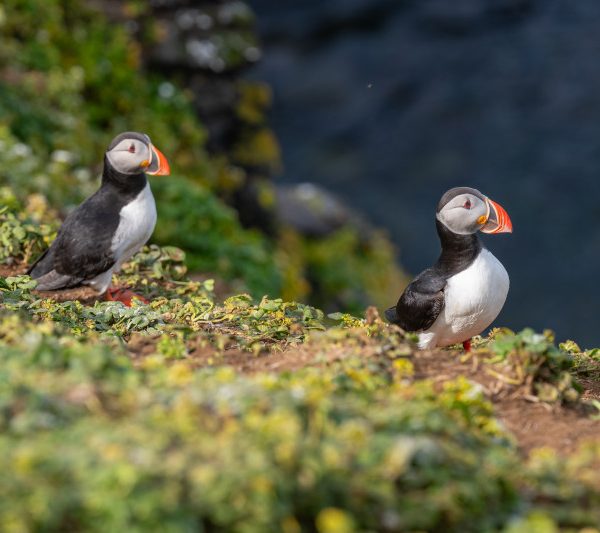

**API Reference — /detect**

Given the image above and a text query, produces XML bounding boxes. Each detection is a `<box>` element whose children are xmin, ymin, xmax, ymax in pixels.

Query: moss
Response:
<box><xmin>232</xmin><ymin>128</ymin><xmax>282</xmax><ymax>172</ymax></box>
<box><xmin>236</xmin><ymin>81</ymin><xmax>273</xmax><ymax>126</ymax></box>
<box><xmin>301</xmin><ymin>228</ymin><xmax>408</xmax><ymax>313</ymax></box>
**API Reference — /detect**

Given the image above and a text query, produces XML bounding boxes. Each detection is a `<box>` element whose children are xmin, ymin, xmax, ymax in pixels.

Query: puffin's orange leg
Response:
<box><xmin>105</xmin><ymin>287</ymin><xmax>149</xmax><ymax>307</ymax></box>
<box><xmin>462</xmin><ymin>338</ymin><xmax>472</xmax><ymax>352</ymax></box>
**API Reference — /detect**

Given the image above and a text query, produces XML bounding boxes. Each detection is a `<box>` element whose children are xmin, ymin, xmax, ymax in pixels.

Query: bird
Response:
<box><xmin>28</xmin><ymin>132</ymin><xmax>170</xmax><ymax>305</ymax></box>
<box><xmin>385</xmin><ymin>187</ymin><xmax>512</xmax><ymax>351</ymax></box>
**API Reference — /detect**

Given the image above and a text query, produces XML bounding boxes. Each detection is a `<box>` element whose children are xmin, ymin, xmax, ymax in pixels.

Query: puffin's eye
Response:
<box><xmin>463</xmin><ymin>199</ymin><xmax>472</xmax><ymax>209</ymax></box>
<box><xmin>128</xmin><ymin>144</ymin><xmax>136</xmax><ymax>153</ymax></box>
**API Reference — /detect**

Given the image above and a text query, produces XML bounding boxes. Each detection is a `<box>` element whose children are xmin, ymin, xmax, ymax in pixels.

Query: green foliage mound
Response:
<box><xmin>0</xmin><ymin>0</ymin><xmax>205</xmax><ymax>171</ymax></box>
<box><xmin>0</xmin><ymin>297</ymin><xmax>598</xmax><ymax>532</ymax></box>
<box><xmin>151</xmin><ymin>177</ymin><xmax>281</xmax><ymax>297</ymax></box>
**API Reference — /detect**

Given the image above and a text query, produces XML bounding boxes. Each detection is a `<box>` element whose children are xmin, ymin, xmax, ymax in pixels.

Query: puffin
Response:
<box><xmin>28</xmin><ymin>132</ymin><xmax>170</xmax><ymax>304</ymax></box>
<box><xmin>385</xmin><ymin>187</ymin><xmax>512</xmax><ymax>351</ymax></box>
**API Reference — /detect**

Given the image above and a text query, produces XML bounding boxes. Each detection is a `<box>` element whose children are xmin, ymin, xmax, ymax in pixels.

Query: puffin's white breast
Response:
<box><xmin>111</xmin><ymin>182</ymin><xmax>157</xmax><ymax>266</ymax></box>
<box><xmin>419</xmin><ymin>248</ymin><xmax>509</xmax><ymax>349</ymax></box>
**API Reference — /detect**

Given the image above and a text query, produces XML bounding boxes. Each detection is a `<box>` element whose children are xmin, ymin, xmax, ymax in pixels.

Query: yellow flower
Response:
<box><xmin>167</xmin><ymin>362</ymin><xmax>193</xmax><ymax>386</ymax></box>
<box><xmin>316</xmin><ymin>508</ymin><xmax>355</xmax><ymax>533</ymax></box>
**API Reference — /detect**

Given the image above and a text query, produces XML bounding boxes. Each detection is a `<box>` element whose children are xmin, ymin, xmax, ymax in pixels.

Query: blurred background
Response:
<box><xmin>1</xmin><ymin>0</ymin><xmax>600</xmax><ymax>345</ymax></box>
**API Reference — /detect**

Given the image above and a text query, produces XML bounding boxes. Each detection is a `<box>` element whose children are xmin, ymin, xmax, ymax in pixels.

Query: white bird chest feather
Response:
<box><xmin>418</xmin><ymin>248</ymin><xmax>509</xmax><ymax>349</ymax></box>
<box><xmin>111</xmin><ymin>182</ymin><xmax>157</xmax><ymax>267</ymax></box>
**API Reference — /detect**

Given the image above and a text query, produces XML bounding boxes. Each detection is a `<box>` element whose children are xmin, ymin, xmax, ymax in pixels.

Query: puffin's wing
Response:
<box><xmin>26</xmin><ymin>244</ymin><xmax>79</xmax><ymax>288</ymax></box>
<box><xmin>385</xmin><ymin>269</ymin><xmax>446</xmax><ymax>331</ymax></box>
<box><xmin>32</xmin><ymin>269</ymin><xmax>84</xmax><ymax>291</ymax></box>
<box><xmin>28</xmin><ymin>202</ymin><xmax>118</xmax><ymax>290</ymax></box>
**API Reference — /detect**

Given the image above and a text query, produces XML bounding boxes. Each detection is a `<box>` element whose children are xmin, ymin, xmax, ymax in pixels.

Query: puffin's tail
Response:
<box><xmin>27</xmin><ymin>248</ymin><xmax>50</xmax><ymax>277</ymax></box>
<box><xmin>384</xmin><ymin>306</ymin><xmax>400</xmax><ymax>324</ymax></box>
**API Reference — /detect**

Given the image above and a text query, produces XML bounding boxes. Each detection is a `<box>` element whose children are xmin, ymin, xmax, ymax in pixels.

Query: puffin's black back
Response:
<box><xmin>28</xmin><ymin>156</ymin><xmax>147</xmax><ymax>288</ymax></box>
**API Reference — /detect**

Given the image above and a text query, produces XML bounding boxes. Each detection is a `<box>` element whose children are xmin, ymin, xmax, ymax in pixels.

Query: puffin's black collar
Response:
<box><xmin>434</xmin><ymin>219</ymin><xmax>482</xmax><ymax>276</ymax></box>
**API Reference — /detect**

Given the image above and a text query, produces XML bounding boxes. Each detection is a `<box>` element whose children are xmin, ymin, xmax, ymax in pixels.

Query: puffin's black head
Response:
<box><xmin>105</xmin><ymin>132</ymin><xmax>170</xmax><ymax>176</ymax></box>
<box><xmin>436</xmin><ymin>186</ymin><xmax>512</xmax><ymax>235</ymax></box>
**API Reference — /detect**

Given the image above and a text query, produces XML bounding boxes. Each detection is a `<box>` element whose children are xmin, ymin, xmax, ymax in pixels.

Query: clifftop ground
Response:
<box><xmin>0</xmin><ymin>249</ymin><xmax>599</xmax><ymax>531</ymax></box>
<box><xmin>0</xmin><ymin>2</ymin><xmax>599</xmax><ymax>531</ymax></box>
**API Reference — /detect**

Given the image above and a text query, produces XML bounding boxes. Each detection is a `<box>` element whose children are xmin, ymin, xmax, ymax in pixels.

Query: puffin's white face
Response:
<box><xmin>106</xmin><ymin>132</ymin><xmax>170</xmax><ymax>176</ymax></box>
<box><xmin>436</xmin><ymin>187</ymin><xmax>513</xmax><ymax>235</ymax></box>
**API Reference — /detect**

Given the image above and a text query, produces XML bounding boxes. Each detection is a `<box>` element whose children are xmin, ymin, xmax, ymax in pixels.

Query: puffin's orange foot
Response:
<box><xmin>105</xmin><ymin>287</ymin><xmax>149</xmax><ymax>307</ymax></box>
<box><xmin>462</xmin><ymin>339</ymin><xmax>472</xmax><ymax>352</ymax></box>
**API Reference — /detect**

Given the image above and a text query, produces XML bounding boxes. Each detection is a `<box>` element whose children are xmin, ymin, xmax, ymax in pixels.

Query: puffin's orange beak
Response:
<box><xmin>146</xmin><ymin>144</ymin><xmax>170</xmax><ymax>176</ymax></box>
<box><xmin>480</xmin><ymin>197</ymin><xmax>513</xmax><ymax>234</ymax></box>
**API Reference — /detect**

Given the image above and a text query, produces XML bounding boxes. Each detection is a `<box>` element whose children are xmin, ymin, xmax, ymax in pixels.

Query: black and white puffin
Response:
<box><xmin>28</xmin><ymin>132</ymin><xmax>170</xmax><ymax>304</ymax></box>
<box><xmin>385</xmin><ymin>187</ymin><xmax>512</xmax><ymax>351</ymax></box>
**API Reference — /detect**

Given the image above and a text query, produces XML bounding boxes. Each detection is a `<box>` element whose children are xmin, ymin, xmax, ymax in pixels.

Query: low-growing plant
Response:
<box><xmin>0</xmin><ymin>189</ymin><xmax>56</xmax><ymax>264</ymax></box>
<box><xmin>151</xmin><ymin>177</ymin><xmax>282</xmax><ymax>297</ymax></box>
<box><xmin>485</xmin><ymin>328</ymin><xmax>580</xmax><ymax>404</ymax></box>
<box><xmin>1</xmin><ymin>309</ymin><xmax>597</xmax><ymax>532</ymax></box>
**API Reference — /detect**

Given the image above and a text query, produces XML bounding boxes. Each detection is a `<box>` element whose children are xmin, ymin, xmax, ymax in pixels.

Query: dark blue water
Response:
<box><xmin>249</xmin><ymin>0</ymin><xmax>600</xmax><ymax>347</ymax></box>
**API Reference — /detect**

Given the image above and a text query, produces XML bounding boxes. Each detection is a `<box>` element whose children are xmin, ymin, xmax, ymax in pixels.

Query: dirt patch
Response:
<box><xmin>412</xmin><ymin>349</ymin><xmax>600</xmax><ymax>456</ymax></box>
<box><xmin>128</xmin><ymin>334</ymin><xmax>163</xmax><ymax>360</ymax></box>
<box><xmin>33</xmin><ymin>286</ymin><xmax>102</xmax><ymax>304</ymax></box>
<box><xmin>187</xmin><ymin>346</ymin><xmax>314</xmax><ymax>373</ymax></box>
<box><xmin>580</xmin><ymin>375</ymin><xmax>600</xmax><ymax>403</ymax></box>
<box><xmin>127</xmin><ymin>333</ymin><xmax>350</xmax><ymax>373</ymax></box>
<box><xmin>494</xmin><ymin>398</ymin><xmax>598</xmax><ymax>455</ymax></box>
<box><xmin>0</xmin><ymin>263</ymin><xmax>149</xmax><ymax>305</ymax></box>
<box><xmin>0</xmin><ymin>263</ymin><xmax>28</xmax><ymax>277</ymax></box>
<box><xmin>186</xmin><ymin>339</ymin><xmax>361</xmax><ymax>373</ymax></box>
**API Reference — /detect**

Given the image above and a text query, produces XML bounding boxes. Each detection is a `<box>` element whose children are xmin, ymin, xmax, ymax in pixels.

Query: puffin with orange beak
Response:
<box><xmin>28</xmin><ymin>132</ymin><xmax>170</xmax><ymax>304</ymax></box>
<box><xmin>385</xmin><ymin>187</ymin><xmax>512</xmax><ymax>351</ymax></box>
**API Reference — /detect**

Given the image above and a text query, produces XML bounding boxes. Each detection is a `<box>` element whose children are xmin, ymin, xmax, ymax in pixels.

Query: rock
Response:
<box><xmin>275</xmin><ymin>183</ymin><xmax>371</xmax><ymax>238</ymax></box>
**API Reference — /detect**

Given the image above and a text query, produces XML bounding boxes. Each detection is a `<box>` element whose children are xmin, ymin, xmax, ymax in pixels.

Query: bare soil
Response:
<box><xmin>412</xmin><ymin>349</ymin><xmax>600</xmax><ymax>456</ymax></box>
<box><xmin>0</xmin><ymin>263</ymin><xmax>28</xmax><ymax>277</ymax></box>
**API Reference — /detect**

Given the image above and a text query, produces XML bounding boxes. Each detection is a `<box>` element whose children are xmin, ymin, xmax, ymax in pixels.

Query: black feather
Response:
<box><xmin>384</xmin><ymin>306</ymin><xmax>399</xmax><ymax>323</ymax></box>
<box><xmin>388</xmin><ymin>269</ymin><xmax>446</xmax><ymax>331</ymax></box>
<box><xmin>386</xmin><ymin>220</ymin><xmax>482</xmax><ymax>332</ymax></box>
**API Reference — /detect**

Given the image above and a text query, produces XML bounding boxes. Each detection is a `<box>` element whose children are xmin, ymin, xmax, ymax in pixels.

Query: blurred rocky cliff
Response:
<box><xmin>94</xmin><ymin>0</ymin><xmax>379</xmax><ymax>238</ymax></box>
<box><xmin>247</xmin><ymin>0</ymin><xmax>600</xmax><ymax>345</ymax></box>
<box><xmin>92</xmin><ymin>0</ymin><xmax>279</xmax><ymax>232</ymax></box>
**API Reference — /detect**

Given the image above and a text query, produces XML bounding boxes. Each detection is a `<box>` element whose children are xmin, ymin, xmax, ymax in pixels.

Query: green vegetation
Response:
<box><xmin>0</xmin><ymin>229</ymin><xmax>597</xmax><ymax>531</ymax></box>
<box><xmin>0</xmin><ymin>265</ymin><xmax>598</xmax><ymax>531</ymax></box>
<box><xmin>0</xmin><ymin>1</ymin><xmax>598</xmax><ymax>532</ymax></box>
